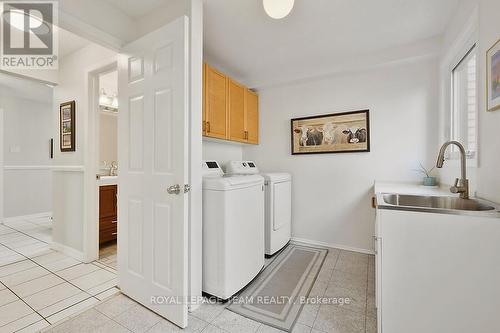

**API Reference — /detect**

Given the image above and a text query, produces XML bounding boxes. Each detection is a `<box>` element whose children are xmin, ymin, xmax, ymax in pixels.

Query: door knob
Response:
<box><xmin>167</xmin><ymin>184</ymin><xmax>181</xmax><ymax>195</ymax></box>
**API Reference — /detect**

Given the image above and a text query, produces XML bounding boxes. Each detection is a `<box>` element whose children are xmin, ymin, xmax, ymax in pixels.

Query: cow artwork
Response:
<box><xmin>291</xmin><ymin>110</ymin><xmax>370</xmax><ymax>154</ymax></box>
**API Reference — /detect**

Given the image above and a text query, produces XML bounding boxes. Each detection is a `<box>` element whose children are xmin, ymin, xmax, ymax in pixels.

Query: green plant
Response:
<box><xmin>414</xmin><ymin>162</ymin><xmax>436</xmax><ymax>178</ymax></box>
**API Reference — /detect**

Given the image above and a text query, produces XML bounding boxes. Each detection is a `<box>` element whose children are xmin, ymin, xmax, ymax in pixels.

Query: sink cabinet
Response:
<box><xmin>99</xmin><ymin>185</ymin><xmax>117</xmax><ymax>244</ymax></box>
<box><xmin>374</xmin><ymin>207</ymin><xmax>500</xmax><ymax>333</ymax></box>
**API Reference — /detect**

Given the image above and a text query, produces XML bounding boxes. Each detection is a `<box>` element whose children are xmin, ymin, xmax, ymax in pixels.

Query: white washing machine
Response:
<box><xmin>202</xmin><ymin>161</ymin><xmax>264</xmax><ymax>300</ymax></box>
<box><xmin>225</xmin><ymin>161</ymin><xmax>292</xmax><ymax>256</ymax></box>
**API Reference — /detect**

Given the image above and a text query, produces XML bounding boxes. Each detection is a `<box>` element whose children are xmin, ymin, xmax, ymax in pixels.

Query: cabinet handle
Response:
<box><xmin>371</xmin><ymin>196</ymin><xmax>376</xmax><ymax>208</ymax></box>
<box><xmin>244</xmin><ymin>131</ymin><xmax>248</xmax><ymax>140</ymax></box>
<box><xmin>207</xmin><ymin>121</ymin><xmax>211</xmax><ymax>133</ymax></box>
<box><xmin>112</xmin><ymin>232</ymin><xmax>117</xmax><ymax>236</ymax></box>
<box><xmin>111</xmin><ymin>220</ymin><xmax>117</xmax><ymax>224</ymax></box>
<box><xmin>202</xmin><ymin>121</ymin><xmax>206</xmax><ymax>132</ymax></box>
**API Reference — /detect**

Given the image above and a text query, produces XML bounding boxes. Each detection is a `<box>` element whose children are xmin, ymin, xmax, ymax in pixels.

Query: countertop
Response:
<box><xmin>97</xmin><ymin>175</ymin><xmax>118</xmax><ymax>186</ymax></box>
<box><xmin>374</xmin><ymin>181</ymin><xmax>451</xmax><ymax>196</ymax></box>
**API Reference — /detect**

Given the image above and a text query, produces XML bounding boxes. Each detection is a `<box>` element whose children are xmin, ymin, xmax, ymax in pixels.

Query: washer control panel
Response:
<box><xmin>225</xmin><ymin>161</ymin><xmax>259</xmax><ymax>175</ymax></box>
<box><xmin>203</xmin><ymin>160</ymin><xmax>224</xmax><ymax>177</ymax></box>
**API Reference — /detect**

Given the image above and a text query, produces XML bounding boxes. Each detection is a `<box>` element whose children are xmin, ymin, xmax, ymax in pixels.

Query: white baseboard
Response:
<box><xmin>3</xmin><ymin>212</ymin><xmax>52</xmax><ymax>223</ymax></box>
<box><xmin>291</xmin><ymin>237</ymin><xmax>375</xmax><ymax>255</ymax></box>
<box><xmin>51</xmin><ymin>242</ymin><xmax>85</xmax><ymax>262</ymax></box>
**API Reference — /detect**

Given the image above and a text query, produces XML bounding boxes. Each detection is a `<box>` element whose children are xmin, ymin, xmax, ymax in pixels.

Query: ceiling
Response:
<box><xmin>102</xmin><ymin>0</ymin><xmax>173</xmax><ymax>19</ymax></box>
<box><xmin>59</xmin><ymin>28</ymin><xmax>91</xmax><ymax>59</ymax></box>
<box><xmin>0</xmin><ymin>72</ymin><xmax>53</xmax><ymax>103</ymax></box>
<box><xmin>204</xmin><ymin>0</ymin><xmax>461</xmax><ymax>88</ymax></box>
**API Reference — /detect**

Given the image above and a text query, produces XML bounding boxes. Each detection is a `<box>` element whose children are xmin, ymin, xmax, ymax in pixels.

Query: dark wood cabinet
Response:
<box><xmin>99</xmin><ymin>185</ymin><xmax>117</xmax><ymax>244</ymax></box>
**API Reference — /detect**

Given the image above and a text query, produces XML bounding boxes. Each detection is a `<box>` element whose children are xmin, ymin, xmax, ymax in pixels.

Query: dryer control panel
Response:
<box><xmin>203</xmin><ymin>161</ymin><xmax>224</xmax><ymax>177</ymax></box>
<box><xmin>225</xmin><ymin>161</ymin><xmax>260</xmax><ymax>175</ymax></box>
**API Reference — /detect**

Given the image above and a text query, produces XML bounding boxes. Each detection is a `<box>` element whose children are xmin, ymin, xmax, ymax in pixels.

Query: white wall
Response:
<box><xmin>243</xmin><ymin>59</ymin><xmax>440</xmax><ymax>252</ymax></box>
<box><xmin>99</xmin><ymin>113</ymin><xmax>118</xmax><ymax>164</ymax></box>
<box><xmin>0</xmin><ymin>86</ymin><xmax>53</xmax><ymax>218</ymax></box>
<box><xmin>476</xmin><ymin>0</ymin><xmax>500</xmax><ymax>203</ymax></box>
<box><xmin>202</xmin><ymin>139</ymin><xmax>243</xmax><ymax>166</ymax></box>
<box><xmin>439</xmin><ymin>0</ymin><xmax>500</xmax><ymax>203</ymax></box>
<box><xmin>53</xmin><ymin>43</ymin><xmax>117</xmax><ymax>254</ymax></box>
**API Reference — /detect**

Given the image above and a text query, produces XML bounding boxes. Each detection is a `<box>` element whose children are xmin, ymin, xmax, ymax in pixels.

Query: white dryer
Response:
<box><xmin>202</xmin><ymin>161</ymin><xmax>264</xmax><ymax>300</ymax></box>
<box><xmin>225</xmin><ymin>161</ymin><xmax>292</xmax><ymax>256</ymax></box>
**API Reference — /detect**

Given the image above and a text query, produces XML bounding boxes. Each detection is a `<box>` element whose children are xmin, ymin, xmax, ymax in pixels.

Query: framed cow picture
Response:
<box><xmin>60</xmin><ymin>101</ymin><xmax>76</xmax><ymax>152</ymax></box>
<box><xmin>291</xmin><ymin>109</ymin><xmax>370</xmax><ymax>155</ymax></box>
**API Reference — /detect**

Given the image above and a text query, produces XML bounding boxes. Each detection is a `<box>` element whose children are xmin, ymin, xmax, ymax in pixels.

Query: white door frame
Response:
<box><xmin>84</xmin><ymin>61</ymin><xmax>118</xmax><ymax>262</ymax></box>
<box><xmin>70</xmin><ymin>0</ymin><xmax>203</xmax><ymax>311</ymax></box>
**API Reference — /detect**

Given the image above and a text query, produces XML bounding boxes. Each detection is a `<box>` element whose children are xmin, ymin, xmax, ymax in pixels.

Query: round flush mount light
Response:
<box><xmin>263</xmin><ymin>0</ymin><xmax>295</xmax><ymax>19</ymax></box>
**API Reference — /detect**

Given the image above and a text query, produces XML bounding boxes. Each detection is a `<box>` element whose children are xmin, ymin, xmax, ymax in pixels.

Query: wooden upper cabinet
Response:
<box><xmin>245</xmin><ymin>89</ymin><xmax>259</xmax><ymax>144</ymax></box>
<box><xmin>228</xmin><ymin>79</ymin><xmax>246</xmax><ymax>142</ymax></box>
<box><xmin>205</xmin><ymin>64</ymin><xmax>228</xmax><ymax>139</ymax></box>
<box><xmin>203</xmin><ymin>63</ymin><xmax>259</xmax><ymax>144</ymax></box>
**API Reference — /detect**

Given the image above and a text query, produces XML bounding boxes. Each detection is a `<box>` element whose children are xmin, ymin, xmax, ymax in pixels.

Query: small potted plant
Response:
<box><xmin>415</xmin><ymin>163</ymin><xmax>437</xmax><ymax>186</ymax></box>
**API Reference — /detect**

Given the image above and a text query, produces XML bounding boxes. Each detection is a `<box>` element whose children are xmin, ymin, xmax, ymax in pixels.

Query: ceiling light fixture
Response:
<box><xmin>263</xmin><ymin>0</ymin><xmax>294</xmax><ymax>19</ymax></box>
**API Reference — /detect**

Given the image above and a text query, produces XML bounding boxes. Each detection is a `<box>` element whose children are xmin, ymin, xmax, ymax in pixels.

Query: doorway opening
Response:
<box><xmin>93</xmin><ymin>68</ymin><xmax>119</xmax><ymax>269</ymax></box>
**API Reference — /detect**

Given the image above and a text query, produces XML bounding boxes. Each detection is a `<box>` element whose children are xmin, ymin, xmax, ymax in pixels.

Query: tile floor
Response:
<box><xmin>98</xmin><ymin>242</ymin><xmax>117</xmax><ymax>269</ymax></box>
<box><xmin>0</xmin><ymin>218</ymin><xmax>118</xmax><ymax>333</ymax></box>
<box><xmin>43</xmin><ymin>246</ymin><xmax>376</xmax><ymax>333</ymax></box>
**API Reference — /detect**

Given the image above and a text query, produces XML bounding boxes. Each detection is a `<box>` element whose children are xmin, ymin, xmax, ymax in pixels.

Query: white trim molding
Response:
<box><xmin>2</xmin><ymin>212</ymin><xmax>52</xmax><ymax>223</ymax></box>
<box><xmin>4</xmin><ymin>165</ymin><xmax>53</xmax><ymax>171</ymax></box>
<box><xmin>291</xmin><ymin>237</ymin><xmax>375</xmax><ymax>255</ymax></box>
<box><xmin>50</xmin><ymin>241</ymin><xmax>86</xmax><ymax>262</ymax></box>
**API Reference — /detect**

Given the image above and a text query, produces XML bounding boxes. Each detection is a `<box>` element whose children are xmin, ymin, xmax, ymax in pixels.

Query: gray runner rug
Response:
<box><xmin>227</xmin><ymin>243</ymin><xmax>328</xmax><ymax>332</ymax></box>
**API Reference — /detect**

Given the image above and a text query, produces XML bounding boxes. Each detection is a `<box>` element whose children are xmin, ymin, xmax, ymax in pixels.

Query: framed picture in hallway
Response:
<box><xmin>487</xmin><ymin>39</ymin><xmax>500</xmax><ymax>111</ymax></box>
<box><xmin>291</xmin><ymin>109</ymin><xmax>370</xmax><ymax>155</ymax></box>
<box><xmin>60</xmin><ymin>101</ymin><xmax>76</xmax><ymax>152</ymax></box>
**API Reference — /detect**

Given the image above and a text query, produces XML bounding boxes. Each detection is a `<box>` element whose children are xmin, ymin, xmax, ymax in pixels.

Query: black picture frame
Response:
<box><xmin>60</xmin><ymin>101</ymin><xmax>76</xmax><ymax>152</ymax></box>
<box><xmin>291</xmin><ymin>109</ymin><xmax>370</xmax><ymax>155</ymax></box>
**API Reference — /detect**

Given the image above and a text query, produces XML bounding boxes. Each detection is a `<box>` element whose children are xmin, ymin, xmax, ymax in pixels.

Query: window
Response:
<box><xmin>450</xmin><ymin>44</ymin><xmax>478</xmax><ymax>159</ymax></box>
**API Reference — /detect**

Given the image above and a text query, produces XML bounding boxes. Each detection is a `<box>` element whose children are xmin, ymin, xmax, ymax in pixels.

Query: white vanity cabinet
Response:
<box><xmin>374</xmin><ymin>207</ymin><xmax>500</xmax><ymax>333</ymax></box>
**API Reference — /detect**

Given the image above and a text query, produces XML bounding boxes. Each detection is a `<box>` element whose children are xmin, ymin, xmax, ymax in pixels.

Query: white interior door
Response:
<box><xmin>117</xmin><ymin>16</ymin><xmax>189</xmax><ymax>328</ymax></box>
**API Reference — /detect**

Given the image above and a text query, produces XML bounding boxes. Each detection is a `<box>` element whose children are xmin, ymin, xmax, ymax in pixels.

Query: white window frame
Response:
<box><xmin>439</xmin><ymin>10</ymin><xmax>479</xmax><ymax>168</ymax></box>
<box><xmin>448</xmin><ymin>43</ymin><xmax>479</xmax><ymax>162</ymax></box>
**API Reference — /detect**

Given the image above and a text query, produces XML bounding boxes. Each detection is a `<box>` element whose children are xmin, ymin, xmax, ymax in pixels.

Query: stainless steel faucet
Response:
<box><xmin>436</xmin><ymin>141</ymin><xmax>469</xmax><ymax>199</ymax></box>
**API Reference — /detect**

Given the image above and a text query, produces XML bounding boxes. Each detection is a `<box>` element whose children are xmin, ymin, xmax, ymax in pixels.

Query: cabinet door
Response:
<box><xmin>245</xmin><ymin>89</ymin><xmax>259</xmax><ymax>144</ymax></box>
<box><xmin>99</xmin><ymin>185</ymin><xmax>117</xmax><ymax>220</ymax></box>
<box><xmin>205</xmin><ymin>64</ymin><xmax>227</xmax><ymax>139</ymax></box>
<box><xmin>228</xmin><ymin>79</ymin><xmax>246</xmax><ymax>142</ymax></box>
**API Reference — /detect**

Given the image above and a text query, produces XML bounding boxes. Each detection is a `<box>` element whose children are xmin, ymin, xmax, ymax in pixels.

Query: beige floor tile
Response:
<box><xmin>95</xmin><ymin>286</ymin><xmax>120</xmax><ymax>300</ymax></box>
<box><xmin>149</xmin><ymin>315</ymin><xmax>208</xmax><ymax>332</ymax></box>
<box><xmin>313</xmin><ymin>305</ymin><xmax>365</xmax><ymax>333</ymax></box>
<box><xmin>30</xmin><ymin>251</ymin><xmax>65</xmax><ymax>264</ymax></box>
<box><xmin>0</xmin><ymin>300</ymin><xmax>35</xmax><ymax>326</ymax></box>
<box><xmin>0</xmin><ymin>288</ymin><xmax>19</xmax><ymax>306</ymax></box>
<box><xmin>211</xmin><ymin>310</ymin><xmax>261</xmax><ymax>333</ymax></box>
<box><xmin>45</xmin><ymin>308</ymin><xmax>111</xmax><ymax>333</ymax></box>
<box><xmin>329</xmin><ymin>269</ymin><xmax>368</xmax><ymax>293</ymax></box>
<box><xmin>38</xmin><ymin>292</ymin><xmax>92</xmax><ymax>318</ymax></box>
<box><xmin>23</xmin><ymin>282</ymin><xmax>82</xmax><ymax>310</ymax></box>
<box><xmin>315</xmin><ymin>268</ymin><xmax>333</xmax><ymax>283</ymax></box>
<box><xmin>291</xmin><ymin>323</ymin><xmax>312</xmax><ymax>333</ymax></box>
<box><xmin>114</xmin><ymin>303</ymin><xmax>162</xmax><ymax>333</ymax></box>
<box><xmin>95</xmin><ymin>293</ymin><xmax>137</xmax><ymax>318</ymax></box>
<box><xmin>308</xmin><ymin>281</ymin><xmax>327</xmax><ymax>297</ymax></box>
<box><xmin>257</xmin><ymin>324</ymin><xmax>286</xmax><ymax>332</ymax></box>
<box><xmin>45</xmin><ymin>297</ymin><xmax>99</xmax><ymax>324</ymax></box>
<box><xmin>365</xmin><ymin>316</ymin><xmax>377</xmax><ymax>333</ymax></box>
<box><xmin>57</xmin><ymin>263</ymin><xmax>101</xmax><ymax>280</ymax></box>
<box><xmin>0</xmin><ymin>312</ymin><xmax>43</xmax><ymax>332</ymax></box>
<box><xmin>10</xmin><ymin>273</ymin><xmax>64</xmax><ymax>298</ymax></box>
<box><xmin>334</xmin><ymin>253</ymin><xmax>368</xmax><ymax>277</ymax></box>
<box><xmin>191</xmin><ymin>302</ymin><xmax>227</xmax><ymax>323</ymax></box>
<box><xmin>202</xmin><ymin>324</ymin><xmax>228</xmax><ymax>333</ymax></box>
<box><xmin>366</xmin><ymin>295</ymin><xmax>376</xmax><ymax>318</ymax></box>
<box><xmin>16</xmin><ymin>319</ymin><xmax>50</xmax><ymax>333</ymax></box>
<box><xmin>87</xmin><ymin>277</ymin><xmax>118</xmax><ymax>296</ymax></box>
<box><xmin>324</xmin><ymin>284</ymin><xmax>367</xmax><ymax>315</ymax></box>
<box><xmin>1</xmin><ymin>266</ymin><xmax>51</xmax><ymax>288</ymax></box>
<box><xmin>42</xmin><ymin>257</ymin><xmax>81</xmax><ymax>272</ymax></box>
<box><xmin>0</xmin><ymin>260</ymin><xmax>36</xmax><ymax>278</ymax></box>
<box><xmin>94</xmin><ymin>320</ymin><xmax>131</xmax><ymax>333</ymax></box>
<box><xmin>70</xmin><ymin>268</ymin><xmax>116</xmax><ymax>290</ymax></box>
<box><xmin>297</xmin><ymin>304</ymin><xmax>319</xmax><ymax>327</ymax></box>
